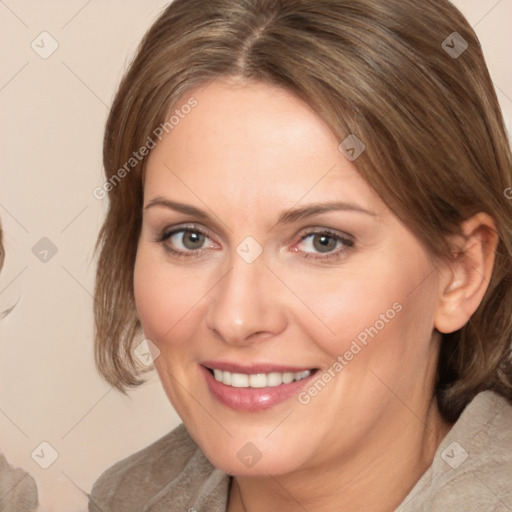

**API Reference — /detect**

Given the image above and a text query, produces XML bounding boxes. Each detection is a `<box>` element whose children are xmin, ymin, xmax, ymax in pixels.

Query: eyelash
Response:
<box><xmin>155</xmin><ymin>225</ymin><xmax>215</xmax><ymax>260</ymax></box>
<box><xmin>298</xmin><ymin>230</ymin><xmax>354</xmax><ymax>262</ymax></box>
<box><xmin>155</xmin><ymin>225</ymin><xmax>354</xmax><ymax>262</ymax></box>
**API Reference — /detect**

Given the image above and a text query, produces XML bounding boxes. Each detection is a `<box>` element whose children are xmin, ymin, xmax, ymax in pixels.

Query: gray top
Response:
<box><xmin>0</xmin><ymin>453</ymin><xmax>38</xmax><ymax>512</ymax></box>
<box><xmin>89</xmin><ymin>391</ymin><xmax>512</xmax><ymax>511</ymax></box>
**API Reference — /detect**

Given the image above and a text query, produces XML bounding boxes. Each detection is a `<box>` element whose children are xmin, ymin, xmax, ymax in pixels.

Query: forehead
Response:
<box><xmin>144</xmin><ymin>79</ymin><xmax>383</xmax><ymax>217</ymax></box>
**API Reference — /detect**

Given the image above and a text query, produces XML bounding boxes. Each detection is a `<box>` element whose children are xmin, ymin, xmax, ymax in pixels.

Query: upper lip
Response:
<box><xmin>201</xmin><ymin>361</ymin><xmax>317</xmax><ymax>374</ymax></box>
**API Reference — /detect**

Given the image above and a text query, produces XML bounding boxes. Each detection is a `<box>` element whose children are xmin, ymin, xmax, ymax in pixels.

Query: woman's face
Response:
<box><xmin>134</xmin><ymin>78</ymin><xmax>445</xmax><ymax>477</ymax></box>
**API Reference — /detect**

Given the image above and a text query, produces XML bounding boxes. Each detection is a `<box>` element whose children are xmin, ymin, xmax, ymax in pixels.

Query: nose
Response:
<box><xmin>205</xmin><ymin>254</ymin><xmax>287</xmax><ymax>346</ymax></box>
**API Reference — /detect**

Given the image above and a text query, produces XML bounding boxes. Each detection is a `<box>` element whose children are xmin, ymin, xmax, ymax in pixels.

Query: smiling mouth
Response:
<box><xmin>205</xmin><ymin>368</ymin><xmax>318</xmax><ymax>388</ymax></box>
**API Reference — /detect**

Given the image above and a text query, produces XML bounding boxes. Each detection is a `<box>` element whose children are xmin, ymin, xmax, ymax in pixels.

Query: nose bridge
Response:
<box><xmin>206</xmin><ymin>252</ymin><xmax>285</xmax><ymax>344</ymax></box>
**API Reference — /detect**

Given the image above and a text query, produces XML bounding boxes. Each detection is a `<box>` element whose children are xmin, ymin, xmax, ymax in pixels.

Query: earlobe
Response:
<box><xmin>434</xmin><ymin>213</ymin><xmax>498</xmax><ymax>334</ymax></box>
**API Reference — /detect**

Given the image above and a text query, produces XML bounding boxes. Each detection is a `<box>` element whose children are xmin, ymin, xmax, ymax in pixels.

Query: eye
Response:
<box><xmin>294</xmin><ymin>230</ymin><xmax>354</xmax><ymax>261</ymax></box>
<box><xmin>170</xmin><ymin>230</ymin><xmax>207</xmax><ymax>251</ymax></box>
<box><xmin>156</xmin><ymin>225</ymin><xmax>217</xmax><ymax>257</ymax></box>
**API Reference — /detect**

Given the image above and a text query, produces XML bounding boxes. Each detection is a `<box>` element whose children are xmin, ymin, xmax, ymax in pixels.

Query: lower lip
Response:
<box><xmin>200</xmin><ymin>365</ymin><xmax>316</xmax><ymax>412</ymax></box>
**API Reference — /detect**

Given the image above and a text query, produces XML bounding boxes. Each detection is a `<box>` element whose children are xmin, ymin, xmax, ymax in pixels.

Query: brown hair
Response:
<box><xmin>95</xmin><ymin>0</ymin><xmax>512</xmax><ymax>422</ymax></box>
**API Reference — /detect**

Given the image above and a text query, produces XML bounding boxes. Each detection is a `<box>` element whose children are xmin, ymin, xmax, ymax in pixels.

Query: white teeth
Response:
<box><xmin>231</xmin><ymin>373</ymin><xmax>249</xmax><ymax>387</ymax></box>
<box><xmin>282</xmin><ymin>372</ymin><xmax>294</xmax><ymax>384</ymax></box>
<box><xmin>210</xmin><ymin>369</ymin><xmax>312</xmax><ymax>388</ymax></box>
<box><xmin>267</xmin><ymin>372</ymin><xmax>283</xmax><ymax>387</ymax></box>
<box><xmin>249</xmin><ymin>373</ymin><xmax>267</xmax><ymax>388</ymax></box>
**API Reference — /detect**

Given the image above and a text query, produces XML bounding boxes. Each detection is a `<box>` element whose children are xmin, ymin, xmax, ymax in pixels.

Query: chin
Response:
<box><xmin>189</xmin><ymin>425</ymin><xmax>311</xmax><ymax>477</ymax></box>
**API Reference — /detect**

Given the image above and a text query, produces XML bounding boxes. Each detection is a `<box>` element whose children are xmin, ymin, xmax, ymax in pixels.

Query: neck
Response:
<box><xmin>228</xmin><ymin>397</ymin><xmax>452</xmax><ymax>512</ymax></box>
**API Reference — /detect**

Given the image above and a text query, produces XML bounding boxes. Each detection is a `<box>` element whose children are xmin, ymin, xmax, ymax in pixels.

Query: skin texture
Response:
<box><xmin>134</xmin><ymin>78</ymin><xmax>497</xmax><ymax>512</ymax></box>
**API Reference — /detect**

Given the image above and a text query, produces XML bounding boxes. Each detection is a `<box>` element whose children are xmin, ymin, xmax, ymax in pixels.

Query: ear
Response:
<box><xmin>434</xmin><ymin>213</ymin><xmax>499</xmax><ymax>334</ymax></box>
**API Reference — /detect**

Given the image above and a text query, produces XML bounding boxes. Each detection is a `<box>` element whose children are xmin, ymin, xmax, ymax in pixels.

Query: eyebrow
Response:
<box><xmin>144</xmin><ymin>197</ymin><xmax>377</xmax><ymax>224</ymax></box>
<box><xmin>144</xmin><ymin>197</ymin><xmax>211</xmax><ymax>221</ymax></box>
<box><xmin>277</xmin><ymin>201</ymin><xmax>377</xmax><ymax>223</ymax></box>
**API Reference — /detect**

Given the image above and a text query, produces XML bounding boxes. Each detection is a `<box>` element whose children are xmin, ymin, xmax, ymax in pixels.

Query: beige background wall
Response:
<box><xmin>0</xmin><ymin>1</ymin><xmax>511</xmax><ymax>511</ymax></box>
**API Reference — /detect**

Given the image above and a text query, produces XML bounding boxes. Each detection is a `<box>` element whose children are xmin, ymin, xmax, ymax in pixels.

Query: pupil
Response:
<box><xmin>184</xmin><ymin>232</ymin><xmax>204</xmax><ymax>249</ymax></box>
<box><xmin>313</xmin><ymin>234</ymin><xmax>336</xmax><ymax>253</ymax></box>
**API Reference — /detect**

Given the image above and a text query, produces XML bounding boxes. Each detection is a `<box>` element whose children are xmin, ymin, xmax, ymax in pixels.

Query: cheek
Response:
<box><xmin>133</xmin><ymin>247</ymin><xmax>196</xmax><ymax>400</ymax></box>
<box><xmin>133</xmin><ymin>245</ymin><xmax>195</xmax><ymax>344</ymax></box>
<box><xmin>133</xmin><ymin>242</ymin><xmax>218</xmax><ymax>359</ymax></box>
<box><xmin>134</xmin><ymin>248</ymin><xmax>164</xmax><ymax>338</ymax></box>
<box><xmin>288</xmin><ymin>255</ymin><xmax>437</xmax><ymax>364</ymax></box>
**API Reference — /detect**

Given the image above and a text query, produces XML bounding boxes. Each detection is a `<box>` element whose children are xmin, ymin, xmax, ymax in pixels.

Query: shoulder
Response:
<box><xmin>398</xmin><ymin>391</ymin><xmax>512</xmax><ymax>512</ymax></box>
<box><xmin>89</xmin><ymin>423</ymin><xmax>229</xmax><ymax>512</ymax></box>
<box><xmin>0</xmin><ymin>452</ymin><xmax>38</xmax><ymax>512</ymax></box>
